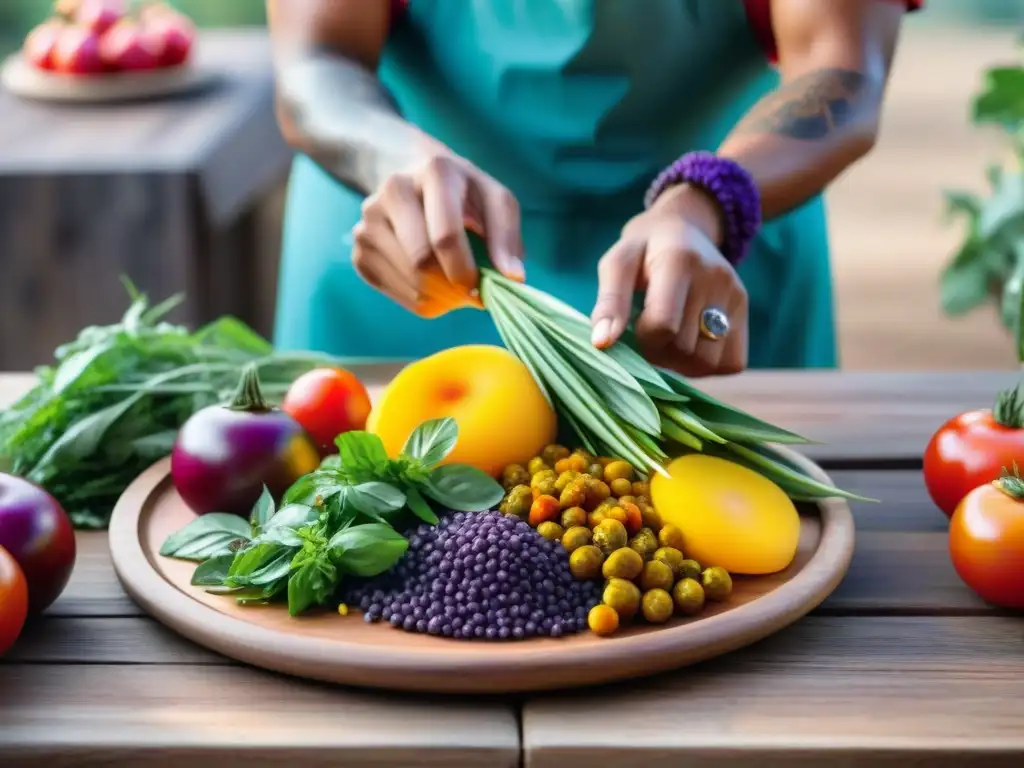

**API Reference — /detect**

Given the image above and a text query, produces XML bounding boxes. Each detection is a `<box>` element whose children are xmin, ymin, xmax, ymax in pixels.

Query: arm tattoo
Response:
<box><xmin>275</xmin><ymin>52</ymin><xmax>422</xmax><ymax>194</ymax></box>
<box><xmin>736</xmin><ymin>68</ymin><xmax>872</xmax><ymax>140</ymax></box>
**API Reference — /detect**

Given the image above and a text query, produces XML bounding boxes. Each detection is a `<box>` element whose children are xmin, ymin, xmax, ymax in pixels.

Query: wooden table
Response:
<box><xmin>0</xmin><ymin>29</ymin><xmax>288</xmax><ymax>370</ymax></box>
<box><xmin>2</xmin><ymin>369</ymin><xmax>1023</xmax><ymax>767</ymax></box>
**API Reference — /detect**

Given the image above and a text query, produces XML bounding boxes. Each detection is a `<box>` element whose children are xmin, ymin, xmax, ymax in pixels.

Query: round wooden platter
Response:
<box><xmin>108</xmin><ymin>448</ymin><xmax>855</xmax><ymax>695</ymax></box>
<box><xmin>1</xmin><ymin>53</ymin><xmax>219</xmax><ymax>104</ymax></box>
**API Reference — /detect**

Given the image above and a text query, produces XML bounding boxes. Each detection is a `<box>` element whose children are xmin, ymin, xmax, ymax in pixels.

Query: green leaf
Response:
<box><xmin>721</xmin><ymin>442</ymin><xmax>874</xmax><ymax>502</ymax></box>
<box><xmin>287</xmin><ymin>559</ymin><xmax>337</xmax><ymax>616</ymax></box>
<box><xmin>347</xmin><ymin>482</ymin><xmax>407</xmax><ymax>520</ymax></box>
<box><xmin>247</xmin><ymin>550</ymin><xmax>295</xmax><ymax>586</ymax></box>
<box><xmin>160</xmin><ymin>514</ymin><xmax>252</xmax><ymax>562</ymax></box>
<box><xmin>328</xmin><ymin>523</ymin><xmax>409</xmax><ymax>577</ymax></box>
<box><xmin>250</xmin><ymin>485</ymin><xmax>276</xmax><ymax>533</ymax></box>
<box><xmin>282</xmin><ymin>470</ymin><xmax>346</xmax><ymax>506</ymax></box>
<box><xmin>404</xmin><ymin>484</ymin><xmax>439</xmax><ymax>524</ymax></box>
<box><xmin>335</xmin><ymin>431</ymin><xmax>390</xmax><ymax>475</ymax></box>
<box><xmin>401</xmin><ymin>417</ymin><xmax>458</xmax><ymax>468</ymax></box>
<box><xmin>973</xmin><ymin>66</ymin><xmax>1024</xmax><ymax>128</ymax></box>
<box><xmin>227</xmin><ymin>541</ymin><xmax>287</xmax><ymax>581</ymax></box>
<box><xmin>940</xmin><ymin>243</ymin><xmax>998</xmax><ymax>316</ymax></box>
<box><xmin>264</xmin><ymin>503</ymin><xmax>319</xmax><ymax>532</ymax></box>
<box><xmin>190</xmin><ymin>555</ymin><xmax>234</xmax><ymax>587</ymax></box>
<box><xmin>423</xmin><ymin>464</ymin><xmax>504</xmax><ymax>512</ymax></box>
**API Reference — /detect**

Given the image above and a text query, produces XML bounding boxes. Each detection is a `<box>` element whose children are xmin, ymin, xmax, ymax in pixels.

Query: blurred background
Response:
<box><xmin>2</xmin><ymin>0</ymin><xmax>1024</xmax><ymax>371</ymax></box>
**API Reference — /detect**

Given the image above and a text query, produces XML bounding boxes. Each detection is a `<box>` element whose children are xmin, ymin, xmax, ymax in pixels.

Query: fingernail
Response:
<box><xmin>506</xmin><ymin>261</ymin><xmax>525</xmax><ymax>282</ymax></box>
<box><xmin>591</xmin><ymin>318</ymin><xmax>612</xmax><ymax>348</ymax></box>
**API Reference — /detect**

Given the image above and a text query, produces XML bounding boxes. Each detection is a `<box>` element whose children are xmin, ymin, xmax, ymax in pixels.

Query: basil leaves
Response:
<box><xmin>160</xmin><ymin>416</ymin><xmax>503</xmax><ymax>616</ymax></box>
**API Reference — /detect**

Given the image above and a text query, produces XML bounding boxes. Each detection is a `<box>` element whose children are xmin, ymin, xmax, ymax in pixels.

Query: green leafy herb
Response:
<box><xmin>250</xmin><ymin>485</ymin><xmax>276</xmax><ymax>535</ymax></box>
<box><xmin>328</xmin><ymin>523</ymin><xmax>409</xmax><ymax>577</ymax></box>
<box><xmin>335</xmin><ymin>430</ymin><xmax>391</xmax><ymax>478</ymax></box>
<box><xmin>401</xmin><ymin>417</ymin><xmax>458</xmax><ymax>468</ymax></box>
<box><xmin>424</xmin><ymin>464</ymin><xmax>506</xmax><ymax>512</ymax></box>
<box><xmin>160</xmin><ymin>415</ymin><xmax>504</xmax><ymax>617</ymax></box>
<box><xmin>0</xmin><ymin>282</ymin><xmax>343</xmax><ymax>529</ymax></box>
<box><xmin>159</xmin><ymin>513</ymin><xmax>252</xmax><ymax>562</ymax></box>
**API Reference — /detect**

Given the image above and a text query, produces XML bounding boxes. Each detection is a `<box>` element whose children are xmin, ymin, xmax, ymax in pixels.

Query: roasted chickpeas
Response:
<box><xmin>640</xmin><ymin>560</ymin><xmax>674</xmax><ymax>592</ymax></box>
<box><xmin>588</xmin><ymin>604</ymin><xmax>619</xmax><ymax>636</ymax></box>
<box><xmin>561</xmin><ymin>506</ymin><xmax>588</xmax><ymax>529</ymax></box>
<box><xmin>569</xmin><ymin>545</ymin><xmax>604</xmax><ymax>580</ymax></box>
<box><xmin>604</xmin><ymin>460</ymin><xmax>634</xmax><ymax>483</ymax></box>
<box><xmin>642</xmin><ymin>588</ymin><xmax>674</xmax><ymax>624</ymax></box>
<box><xmin>561</xmin><ymin>526</ymin><xmax>593</xmax><ymax>552</ymax></box>
<box><xmin>531</xmin><ymin>469</ymin><xmax>558</xmax><ymax>498</ymax></box>
<box><xmin>499</xmin><ymin>485</ymin><xmax>532</xmax><ymax>520</ymax></box>
<box><xmin>702</xmin><ymin>566</ymin><xmax>733</xmax><ymax>601</ymax></box>
<box><xmin>602</xmin><ymin>547</ymin><xmax>644</xmax><ymax>581</ymax></box>
<box><xmin>672</xmin><ymin>578</ymin><xmax>706</xmax><ymax>615</ymax></box>
<box><xmin>592</xmin><ymin>519</ymin><xmax>628</xmax><ymax>555</ymax></box>
<box><xmin>658</xmin><ymin>524</ymin><xmax>685</xmax><ymax>550</ymax></box>
<box><xmin>501</xmin><ymin>464</ymin><xmax>529</xmax><ymax>491</ymax></box>
<box><xmin>603</xmin><ymin>578</ymin><xmax>641</xmax><ymax>619</ymax></box>
<box><xmin>536</xmin><ymin>521</ymin><xmax>564</xmax><ymax>542</ymax></box>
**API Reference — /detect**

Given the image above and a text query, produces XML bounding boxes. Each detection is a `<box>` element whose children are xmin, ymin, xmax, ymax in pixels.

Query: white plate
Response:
<box><xmin>1</xmin><ymin>53</ymin><xmax>220</xmax><ymax>104</ymax></box>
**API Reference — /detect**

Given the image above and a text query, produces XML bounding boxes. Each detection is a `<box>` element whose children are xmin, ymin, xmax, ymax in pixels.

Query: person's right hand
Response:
<box><xmin>352</xmin><ymin>147</ymin><xmax>525</xmax><ymax>314</ymax></box>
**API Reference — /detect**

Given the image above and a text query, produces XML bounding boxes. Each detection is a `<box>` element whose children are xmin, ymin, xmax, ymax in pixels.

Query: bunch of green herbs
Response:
<box><xmin>478</xmin><ymin>268</ymin><xmax>866</xmax><ymax>502</ymax></box>
<box><xmin>0</xmin><ymin>281</ymin><xmax>340</xmax><ymax>528</ymax></box>
<box><xmin>160</xmin><ymin>416</ymin><xmax>504</xmax><ymax>616</ymax></box>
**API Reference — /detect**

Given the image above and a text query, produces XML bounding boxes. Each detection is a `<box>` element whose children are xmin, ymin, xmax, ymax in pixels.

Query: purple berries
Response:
<box><xmin>346</xmin><ymin>510</ymin><xmax>600</xmax><ymax>641</ymax></box>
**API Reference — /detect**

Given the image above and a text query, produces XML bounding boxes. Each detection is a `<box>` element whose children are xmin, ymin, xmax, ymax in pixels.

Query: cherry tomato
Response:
<box><xmin>949</xmin><ymin>478</ymin><xmax>1024</xmax><ymax>609</ymax></box>
<box><xmin>281</xmin><ymin>368</ymin><xmax>373</xmax><ymax>454</ymax></box>
<box><xmin>923</xmin><ymin>388</ymin><xmax>1024</xmax><ymax>518</ymax></box>
<box><xmin>0</xmin><ymin>546</ymin><xmax>29</xmax><ymax>657</ymax></box>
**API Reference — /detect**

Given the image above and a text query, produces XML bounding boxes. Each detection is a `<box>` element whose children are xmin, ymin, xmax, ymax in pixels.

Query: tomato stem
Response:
<box><xmin>994</xmin><ymin>463</ymin><xmax>1024</xmax><ymax>500</ymax></box>
<box><xmin>228</xmin><ymin>363</ymin><xmax>272</xmax><ymax>413</ymax></box>
<box><xmin>992</xmin><ymin>385</ymin><xmax>1024</xmax><ymax>428</ymax></box>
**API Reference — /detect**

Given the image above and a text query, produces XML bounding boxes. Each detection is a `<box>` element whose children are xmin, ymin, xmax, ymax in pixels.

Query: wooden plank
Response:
<box><xmin>828</xmin><ymin>469</ymin><xmax>947</xmax><ymax>532</ymax></box>
<box><xmin>0</xmin><ymin>664</ymin><xmax>519</xmax><ymax>768</ymax></box>
<box><xmin>697</xmin><ymin>369</ymin><xmax>1022</xmax><ymax>463</ymax></box>
<box><xmin>522</xmin><ymin>615</ymin><xmax>1024</xmax><ymax>768</ymax></box>
<box><xmin>4</xmin><ymin>617</ymin><xmax>220</xmax><ymax>664</ymax></box>
<box><xmin>47</xmin><ymin>533</ymin><xmax>141</xmax><ymax>618</ymax></box>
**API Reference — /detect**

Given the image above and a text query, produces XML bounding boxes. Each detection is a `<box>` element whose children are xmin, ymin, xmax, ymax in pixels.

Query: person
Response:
<box><xmin>267</xmin><ymin>0</ymin><xmax>922</xmax><ymax>376</ymax></box>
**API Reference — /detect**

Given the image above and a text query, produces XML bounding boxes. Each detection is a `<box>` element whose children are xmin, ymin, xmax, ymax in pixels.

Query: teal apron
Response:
<box><xmin>273</xmin><ymin>0</ymin><xmax>838</xmax><ymax>369</ymax></box>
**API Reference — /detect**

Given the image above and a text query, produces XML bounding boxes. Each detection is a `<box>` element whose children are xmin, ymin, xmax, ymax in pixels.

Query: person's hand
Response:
<box><xmin>352</xmin><ymin>144</ymin><xmax>525</xmax><ymax>313</ymax></box>
<box><xmin>590</xmin><ymin>184</ymin><xmax>749</xmax><ymax>377</ymax></box>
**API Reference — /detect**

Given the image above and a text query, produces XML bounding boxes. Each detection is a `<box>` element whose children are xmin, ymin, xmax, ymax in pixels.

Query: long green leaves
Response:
<box><xmin>478</xmin><ymin>267</ymin><xmax>856</xmax><ymax>501</ymax></box>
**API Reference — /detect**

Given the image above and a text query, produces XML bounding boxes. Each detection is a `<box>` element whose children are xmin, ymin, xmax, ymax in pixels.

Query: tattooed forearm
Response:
<box><xmin>274</xmin><ymin>51</ymin><xmax>423</xmax><ymax>194</ymax></box>
<box><xmin>735</xmin><ymin>68</ymin><xmax>875</xmax><ymax>140</ymax></box>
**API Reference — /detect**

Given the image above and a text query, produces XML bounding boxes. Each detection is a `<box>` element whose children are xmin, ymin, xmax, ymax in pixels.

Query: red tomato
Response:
<box><xmin>949</xmin><ymin>479</ymin><xmax>1024</xmax><ymax>609</ymax></box>
<box><xmin>923</xmin><ymin>391</ymin><xmax>1024</xmax><ymax>518</ymax></box>
<box><xmin>282</xmin><ymin>368</ymin><xmax>373</xmax><ymax>453</ymax></box>
<box><xmin>23</xmin><ymin>20</ymin><xmax>66</xmax><ymax>71</ymax></box>
<box><xmin>0</xmin><ymin>546</ymin><xmax>29</xmax><ymax>657</ymax></box>
<box><xmin>52</xmin><ymin>25</ymin><xmax>104</xmax><ymax>74</ymax></box>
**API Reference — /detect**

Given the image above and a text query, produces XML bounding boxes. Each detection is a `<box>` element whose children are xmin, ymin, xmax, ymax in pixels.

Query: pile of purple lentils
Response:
<box><xmin>345</xmin><ymin>510</ymin><xmax>601</xmax><ymax>640</ymax></box>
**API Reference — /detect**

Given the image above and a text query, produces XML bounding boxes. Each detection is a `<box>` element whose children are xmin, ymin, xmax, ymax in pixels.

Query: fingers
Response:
<box><xmin>351</xmin><ymin>220</ymin><xmax>420</xmax><ymax>312</ymax></box>
<box><xmin>474</xmin><ymin>176</ymin><xmax>525</xmax><ymax>281</ymax></box>
<box><xmin>592</xmin><ymin>239</ymin><xmax>645</xmax><ymax>348</ymax></box>
<box><xmin>634</xmin><ymin>245</ymin><xmax>692</xmax><ymax>355</ymax></box>
<box><xmin>419</xmin><ymin>156</ymin><xmax>478</xmax><ymax>290</ymax></box>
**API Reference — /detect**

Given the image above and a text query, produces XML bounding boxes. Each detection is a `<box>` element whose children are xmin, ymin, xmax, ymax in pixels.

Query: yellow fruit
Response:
<box><xmin>367</xmin><ymin>345</ymin><xmax>556</xmax><ymax>477</ymax></box>
<box><xmin>650</xmin><ymin>454</ymin><xmax>800</xmax><ymax>575</ymax></box>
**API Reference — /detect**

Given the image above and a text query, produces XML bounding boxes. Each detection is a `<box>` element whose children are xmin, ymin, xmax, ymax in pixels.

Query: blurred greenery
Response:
<box><xmin>0</xmin><ymin>1</ymin><xmax>266</xmax><ymax>56</ymax></box>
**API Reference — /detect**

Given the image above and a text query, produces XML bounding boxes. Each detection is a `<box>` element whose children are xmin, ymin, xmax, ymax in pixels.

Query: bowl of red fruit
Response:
<box><xmin>1</xmin><ymin>0</ymin><xmax>216</xmax><ymax>103</ymax></box>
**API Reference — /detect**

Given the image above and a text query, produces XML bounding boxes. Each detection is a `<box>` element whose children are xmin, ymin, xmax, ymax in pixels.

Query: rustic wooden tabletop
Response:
<box><xmin>1</xmin><ymin>369</ymin><xmax>1022</xmax><ymax>767</ymax></box>
<box><xmin>0</xmin><ymin>29</ymin><xmax>289</xmax><ymax>370</ymax></box>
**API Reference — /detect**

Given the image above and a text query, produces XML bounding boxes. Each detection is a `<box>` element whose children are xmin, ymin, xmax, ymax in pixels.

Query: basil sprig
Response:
<box><xmin>160</xmin><ymin>417</ymin><xmax>504</xmax><ymax>616</ymax></box>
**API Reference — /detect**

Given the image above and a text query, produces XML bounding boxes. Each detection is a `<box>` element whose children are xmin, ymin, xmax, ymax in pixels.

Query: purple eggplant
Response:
<box><xmin>171</xmin><ymin>364</ymin><xmax>321</xmax><ymax>517</ymax></box>
<box><xmin>0</xmin><ymin>473</ymin><xmax>77</xmax><ymax>613</ymax></box>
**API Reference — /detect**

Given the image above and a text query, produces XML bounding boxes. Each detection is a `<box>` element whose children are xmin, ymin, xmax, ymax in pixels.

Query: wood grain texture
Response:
<box><xmin>0</xmin><ymin>664</ymin><xmax>519</xmax><ymax>768</ymax></box>
<box><xmin>522</xmin><ymin>615</ymin><xmax>1024</xmax><ymax>768</ymax></box>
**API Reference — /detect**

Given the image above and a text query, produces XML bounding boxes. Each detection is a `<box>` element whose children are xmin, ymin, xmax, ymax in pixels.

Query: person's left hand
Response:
<box><xmin>589</xmin><ymin>184</ymin><xmax>749</xmax><ymax>377</ymax></box>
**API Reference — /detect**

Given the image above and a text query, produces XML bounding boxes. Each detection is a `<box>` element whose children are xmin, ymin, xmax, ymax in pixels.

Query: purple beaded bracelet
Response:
<box><xmin>644</xmin><ymin>151</ymin><xmax>762</xmax><ymax>267</ymax></box>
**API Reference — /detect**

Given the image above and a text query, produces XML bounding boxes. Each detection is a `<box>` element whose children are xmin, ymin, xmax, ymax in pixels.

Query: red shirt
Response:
<box><xmin>742</xmin><ymin>0</ymin><xmax>924</xmax><ymax>62</ymax></box>
<box><xmin>391</xmin><ymin>1</ymin><xmax>925</xmax><ymax>63</ymax></box>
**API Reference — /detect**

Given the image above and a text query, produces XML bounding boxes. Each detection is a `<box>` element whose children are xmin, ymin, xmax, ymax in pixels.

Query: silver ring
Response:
<box><xmin>699</xmin><ymin>306</ymin><xmax>730</xmax><ymax>341</ymax></box>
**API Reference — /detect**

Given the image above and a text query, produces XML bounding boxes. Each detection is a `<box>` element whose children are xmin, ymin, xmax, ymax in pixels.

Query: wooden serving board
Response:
<box><xmin>108</xmin><ymin>447</ymin><xmax>855</xmax><ymax>694</ymax></box>
<box><xmin>0</xmin><ymin>53</ymin><xmax>219</xmax><ymax>104</ymax></box>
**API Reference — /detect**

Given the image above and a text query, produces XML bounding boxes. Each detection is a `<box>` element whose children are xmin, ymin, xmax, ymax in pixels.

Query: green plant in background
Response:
<box><xmin>941</xmin><ymin>40</ymin><xmax>1024</xmax><ymax>361</ymax></box>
